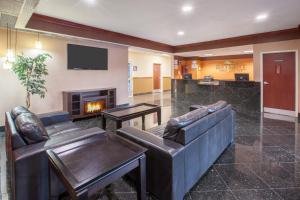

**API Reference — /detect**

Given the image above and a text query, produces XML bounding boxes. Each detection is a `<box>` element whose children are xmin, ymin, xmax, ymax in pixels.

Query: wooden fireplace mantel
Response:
<box><xmin>63</xmin><ymin>88</ymin><xmax>116</xmax><ymax>120</ymax></box>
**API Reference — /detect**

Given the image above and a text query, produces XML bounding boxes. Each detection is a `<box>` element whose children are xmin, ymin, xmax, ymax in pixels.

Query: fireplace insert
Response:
<box><xmin>83</xmin><ymin>96</ymin><xmax>106</xmax><ymax>114</ymax></box>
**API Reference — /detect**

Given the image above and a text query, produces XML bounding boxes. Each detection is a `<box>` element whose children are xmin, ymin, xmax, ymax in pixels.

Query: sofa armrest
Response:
<box><xmin>14</xmin><ymin>127</ymin><xmax>105</xmax><ymax>161</ymax></box>
<box><xmin>117</xmin><ymin>127</ymin><xmax>184</xmax><ymax>156</ymax></box>
<box><xmin>37</xmin><ymin>111</ymin><xmax>70</xmax><ymax>126</ymax></box>
<box><xmin>117</xmin><ymin>127</ymin><xmax>185</xmax><ymax>200</ymax></box>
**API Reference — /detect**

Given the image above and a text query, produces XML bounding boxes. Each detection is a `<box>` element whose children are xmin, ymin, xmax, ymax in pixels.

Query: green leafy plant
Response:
<box><xmin>12</xmin><ymin>53</ymin><xmax>52</xmax><ymax>108</ymax></box>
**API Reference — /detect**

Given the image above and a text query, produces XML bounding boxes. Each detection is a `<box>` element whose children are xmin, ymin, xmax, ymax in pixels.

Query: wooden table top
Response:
<box><xmin>47</xmin><ymin>133</ymin><xmax>146</xmax><ymax>190</ymax></box>
<box><xmin>102</xmin><ymin>103</ymin><xmax>160</xmax><ymax>118</ymax></box>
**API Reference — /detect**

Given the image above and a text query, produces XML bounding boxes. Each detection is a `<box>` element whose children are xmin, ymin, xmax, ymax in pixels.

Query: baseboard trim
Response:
<box><xmin>133</xmin><ymin>92</ymin><xmax>153</xmax><ymax>96</ymax></box>
<box><xmin>264</xmin><ymin>107</ymin><xmax>296</xmax><ymax>117</ymax></box>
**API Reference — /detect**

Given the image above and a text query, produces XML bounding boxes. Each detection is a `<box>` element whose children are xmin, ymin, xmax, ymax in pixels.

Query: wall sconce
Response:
<box><xmin>35</xmin><ymin>32</ymin><xmax>43</xmax><ymax>49</ymax></box>
<box><xmin>198</xmin><ymin>66</ymin><xmax>202</xmax><ymax>71</ymax></box>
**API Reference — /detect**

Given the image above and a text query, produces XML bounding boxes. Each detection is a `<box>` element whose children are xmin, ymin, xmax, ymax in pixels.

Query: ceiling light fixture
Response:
<box><xmin>3</xmin><ymin>24</ymin><xmax>15</xmax><ymax>69</ymax></box>
<box><xmin>84</xmin><ymin>0</ymin><xmax>97</xmax><ymax>5</ymax></box>
<box><xmin>256</xmin><ymin>13</ymin><xmax>268</xmax><ymax>21</ymax></box>
<box><xmin>177</xmin><ymin>31</ymin><xmax>185</xmax><ymax>36</ymax></box>
<box><xmin>182</xmin><ymin>5</ymin><xmax>193</xmax><ymax>13</ymax></box>
<box><xmin>244</xmin><ymin>50</ymin><xmax>253</xmax><ymax>53</ymax></box>
<box><xmin>35</xmin><ymin>32</ymin><xmax>43</xmax><ymax>49</ymax></box>
<box><xmin>204</xmin><ymin>54</ymin><xmax>214</xmax><ymax>56</ymax></box>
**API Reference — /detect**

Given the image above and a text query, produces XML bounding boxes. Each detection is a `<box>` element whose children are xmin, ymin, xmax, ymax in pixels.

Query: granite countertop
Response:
<box><xmin>173</xmin><ymin>79</ymin><xmax>257</xmax><ymax>83</ymax></box>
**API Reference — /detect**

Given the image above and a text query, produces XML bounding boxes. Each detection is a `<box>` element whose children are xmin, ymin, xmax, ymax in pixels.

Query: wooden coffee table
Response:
<box><xmin>47</xmin><ymin>133</ymin><xmax>147</xmax><ymax>200</ymax></box>
<box><xmin>101</xmin><ymin>103</ymin><xmax>161</xmax><ymax>130</ymax></box>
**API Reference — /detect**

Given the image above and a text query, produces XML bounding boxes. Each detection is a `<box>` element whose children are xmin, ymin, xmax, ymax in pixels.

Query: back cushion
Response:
<box><xmin>11</xmin><ymin>106</ymin><xmax>30</xmax><ymax>119</ymax></box>
<box><xmin>190</xmin><ymin>100</ymin><xmax>227</xmax><ymax>113</ymax></box>
<box><xmin>15</xmin><ymin>112</ymin><xmax>49</xmax><ymax>144</ymax></box>
<box><xmin>163</xmin><ymin>107</ymin><xmax>208</xmax><ymax>141</ymax></box>
<box><xmin>206</xmin><ymin>100</ymin><xmax>227</xmax><ymax>113</ymax></box>
<box><xmin>177</xmin><ymin>104</ymin><xmax>232</xmax><ymax>145</ymax></box>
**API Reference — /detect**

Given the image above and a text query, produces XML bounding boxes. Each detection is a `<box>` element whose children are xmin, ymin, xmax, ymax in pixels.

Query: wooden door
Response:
<box><xmin>263</xmin><ymin>52</ymin><xmax>295</xmax><ymax>111</ymax></box>
<box><xmin>153</xmin><ymin>64</ymin><xmax>161</xmax><ymax>90</ymax></box>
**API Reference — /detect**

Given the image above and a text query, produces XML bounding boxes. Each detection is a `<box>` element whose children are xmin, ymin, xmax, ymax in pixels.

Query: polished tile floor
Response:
<box><xmin>2</xmin><ymin>92</ymin><xmax>300</xmax><ymax>200</ymax></box>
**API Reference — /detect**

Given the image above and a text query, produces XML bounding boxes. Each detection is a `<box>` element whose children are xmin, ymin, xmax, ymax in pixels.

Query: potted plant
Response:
<box><xmin>12</xmin><ymin>53</ymin><xmax>52</xmax><ymax>108</ymax></box>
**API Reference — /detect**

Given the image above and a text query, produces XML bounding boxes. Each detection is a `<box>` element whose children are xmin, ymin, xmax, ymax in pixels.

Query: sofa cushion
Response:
<box><xmin>15</xmin><ymin>112</ymin><xmax>49</xmax><ymax>144</ymax></box>
<box><xmin>11</xmin><ymin>106</ymin><xmax>30</xmax><ymax>119</ymax></box>
<box><xmin>190</xmin><ymin>100</ymin><xmax>227</xmax><ymax>113</ymax></box>
<box><xmin>206</xmin><ymin>100</ymin><xmax>227</xmax><ymax>113</ymax></box>
<box><xmin>45</xmin><ymin>121</ymin><xmax>81</xmax><ymax>137</ymax></box>
<box><xmin>163</xmin><ymin>107</ymin><xmax>208</xmax><ymax>141</ymax></box>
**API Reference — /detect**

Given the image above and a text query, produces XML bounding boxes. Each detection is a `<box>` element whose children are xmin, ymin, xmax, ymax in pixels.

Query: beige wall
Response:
<box><xmin>163</xmin><ymin>77</ymin><xmax>171</xmax><ymax>91</ymax></box>
<box><xmin>128</xmin><ymin>51</ymin><xmax>172</xmax><ymax>94</ymax></box>
<box><xmin>0</xmin><ymin>29</ymin><xmax>129</xmax><ymax>125</ymax></box>
<box><xmin>132</xmin><ymin>77</ymin><xmax>153</xmax><ymax>94</ymax></box>
<box><xmin>253</xmin><ymin>39</ymin><xmax>300</xmax><ymax>112</ymax></box>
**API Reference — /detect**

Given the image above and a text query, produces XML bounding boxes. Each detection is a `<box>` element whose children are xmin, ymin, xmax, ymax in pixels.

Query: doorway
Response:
<box><xmin>262</xmin><ymin>51</ymin><xmax>297</xmax><ymax>116</ymax></box>
<box><xmin>153</xmin><ymin>64</ymin><xmax>161</xmax><ymax>91</ymax></box>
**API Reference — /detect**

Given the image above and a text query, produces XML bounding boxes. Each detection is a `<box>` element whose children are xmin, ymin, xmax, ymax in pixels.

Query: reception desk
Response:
<box><xmin>171</xmin><ymin>79</ymin><xmax>260</xmax><ymax>117</ymax></box>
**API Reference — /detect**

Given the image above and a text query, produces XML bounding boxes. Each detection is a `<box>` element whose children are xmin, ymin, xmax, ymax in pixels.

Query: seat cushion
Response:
<box><xmin>11</xmin><ymin>106</ymin><xmax>30</xmax><ymax>119</ymax></box>
<box><xmin>15</xmin><ymin>112</ymin><xmax>49</xmax><ymax>144</ymax></box>
<box><xmin>45</xmin><ymin>121</ymin><xmax>81</xmax><ymax>137</ymax></box>
<box><xmin>163</xmin><ymin>107</ymin><xmax>208</xmax><ymax>141</ymax></box>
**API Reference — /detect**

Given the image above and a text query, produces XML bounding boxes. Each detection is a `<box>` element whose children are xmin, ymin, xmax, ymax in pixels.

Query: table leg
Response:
<box><xmin>157</xmin><ymin>109</ymin><xmax>161</xmax><ymax>125</ymax></box>
<box><xmin>142</xmin><ymin>115</ymin><xmax>145</xmax><ymax>130</ymax></box>
<box><xmin>116</xmin><ymin>120</ymin><xmax>122</xmax><ymax>129</ymax></box>
<box><xmin>102</xmin><ymin>115</ymin><xmax>106</xmax><ymax>130</ymax></box>
<box><xmin>137</xmin><ymin>154</ymin><xmax>146</xmax><ymax>200</ymax></box>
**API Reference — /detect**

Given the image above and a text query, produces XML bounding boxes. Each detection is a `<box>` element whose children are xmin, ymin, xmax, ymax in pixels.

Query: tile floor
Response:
<box><xmin>2</xmin><ymin>91</ymin><xmax>300</xmax><ymax>200</ymax></box>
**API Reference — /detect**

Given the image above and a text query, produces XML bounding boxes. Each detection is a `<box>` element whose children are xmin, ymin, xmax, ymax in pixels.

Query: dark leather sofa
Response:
<box><xmin>5</xmin><ymin>108</ymin><xmax>105</xmax><ymax>200</ymax></box>
<box><xmin>117</xmin><ymin>103</ymin><xmax>235</xmax><ymax>200</ymax></box>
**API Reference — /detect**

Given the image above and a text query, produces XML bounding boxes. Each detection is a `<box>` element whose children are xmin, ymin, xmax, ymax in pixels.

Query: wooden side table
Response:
<box><xmin>101</xmin><ymin>103</ymin><xmax>161</xmax><ymax>130</ymax></box>
<box><xmin>47</xmin><ymin>133</ymin><xmax>147</xmax><ymax>200</ymax></box>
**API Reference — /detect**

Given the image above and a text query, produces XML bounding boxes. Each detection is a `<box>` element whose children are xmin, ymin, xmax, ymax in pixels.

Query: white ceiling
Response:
<box><xmin>175</xmin><ymin>45</ymin><xmax>254</xmax><ymax>57</ymax></box>
<box><xmin>35</xmin><ymin>0</ymin><xmax>300</xmax><ymax>46</ymax></box>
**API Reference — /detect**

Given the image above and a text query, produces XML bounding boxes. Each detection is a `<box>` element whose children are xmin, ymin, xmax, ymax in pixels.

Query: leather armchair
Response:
<box><xmin>5</xmin><ymin>110</ymin><xmax>105</xmax><ymax>200</ymax></box>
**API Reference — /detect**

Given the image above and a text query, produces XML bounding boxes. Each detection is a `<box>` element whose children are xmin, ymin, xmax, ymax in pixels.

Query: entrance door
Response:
<box><xmin>263</xmin><ymin>52</ymin><xmax>296</xmax><ymax>114</ymax></box>
<box><xmin>153</xmin><ymin>64</ymin><xmax>161</xmax><ymax>90</ymax></box>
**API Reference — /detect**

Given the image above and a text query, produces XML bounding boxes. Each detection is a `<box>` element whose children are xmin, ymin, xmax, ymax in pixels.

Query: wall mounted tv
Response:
<box><xmin>67</xmin><ymin>44</ymin><xmax>108</xmax><ymax>70</ymax></box>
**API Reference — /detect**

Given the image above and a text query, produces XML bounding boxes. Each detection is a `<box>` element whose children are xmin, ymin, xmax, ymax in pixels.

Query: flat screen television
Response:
<box><xmin>67</xmin><ymin>44</ymin><xmax>108</xmax><ymax>70</ymax></box>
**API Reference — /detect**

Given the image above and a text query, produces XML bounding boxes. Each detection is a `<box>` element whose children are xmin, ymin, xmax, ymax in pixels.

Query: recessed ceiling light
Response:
<box><xmin>204</xmin><ymin>54</ymin><xmax>214</xmax><ymax>56</ymax></box>
<box><xmin>244</xmin><ymin>50</ymin><xmax>253</xmax><ymax>53</ymax></box>
<box><xmin>256</xmin><ymin>13</ymin><xmax>268</xmax><ymax>21</ymax></box>
<box><xmin>84</xmin><ymin>0</ymin><xmax>97</xmax><ymax>5</ymax></box>
<box><xmin>182</xmin><ymin>5</ymin><xmax>193</xmax><ymax>13</ymax></box>
<box><xmin>177</xmin><ymin>31</ymin><xmax>185</xmax><ymax>36</ymax></box>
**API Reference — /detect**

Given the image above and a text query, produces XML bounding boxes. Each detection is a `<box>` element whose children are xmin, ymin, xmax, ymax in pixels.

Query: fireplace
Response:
<box><xmin>63</xmin><ymin>88</ymin><xmax>116</xmax><ymax>120</ymax></box>
<box><xmin>83</xmin><ymin>96</ymin><xmax>106</xmax><ymax>114</ymax></box>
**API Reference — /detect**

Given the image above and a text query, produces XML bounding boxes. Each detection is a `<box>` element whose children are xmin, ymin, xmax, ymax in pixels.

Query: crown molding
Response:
<box><xmin>26</xmin><ymin>14</ymin><xmax>300</xmax><ymax>53</ymax></box>
<box><xmin>174</xmin><ymin>28</ymin><xmax>300</xmax><ymax>53</ymax></box>
<box><xmin>26</xmin><ymin>13</ymin><xmax>174</xmax><ymax>52</ymax></box>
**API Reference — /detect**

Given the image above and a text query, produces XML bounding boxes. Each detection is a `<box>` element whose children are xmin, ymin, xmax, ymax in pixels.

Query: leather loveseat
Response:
<box><xmin>5</xmin><ymin>106</ymin><xmax>105</xmax><ymax>200</ymax></box>
<box><xmin>117</xmin><ymin>101</ymin><xmax>235</xmax><ymax>200</ymax></box>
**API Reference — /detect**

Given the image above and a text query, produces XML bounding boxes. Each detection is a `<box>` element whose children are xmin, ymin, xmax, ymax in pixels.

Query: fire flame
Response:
<box><xmin>85</xmin><ymin>101</ymin><xmax>103</xmax><ymax>113</ymax></box>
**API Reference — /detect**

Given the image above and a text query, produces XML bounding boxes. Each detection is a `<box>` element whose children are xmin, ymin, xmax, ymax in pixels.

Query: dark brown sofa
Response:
<box><xmin>117</xmin><ymin>103</ymin><xmax>235</xmax><ymax>200</ymax></box>
<box><xmin>5</xmin><ymin>108</ymin><xmax>105</xmax><ymax>200</ymax></box>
